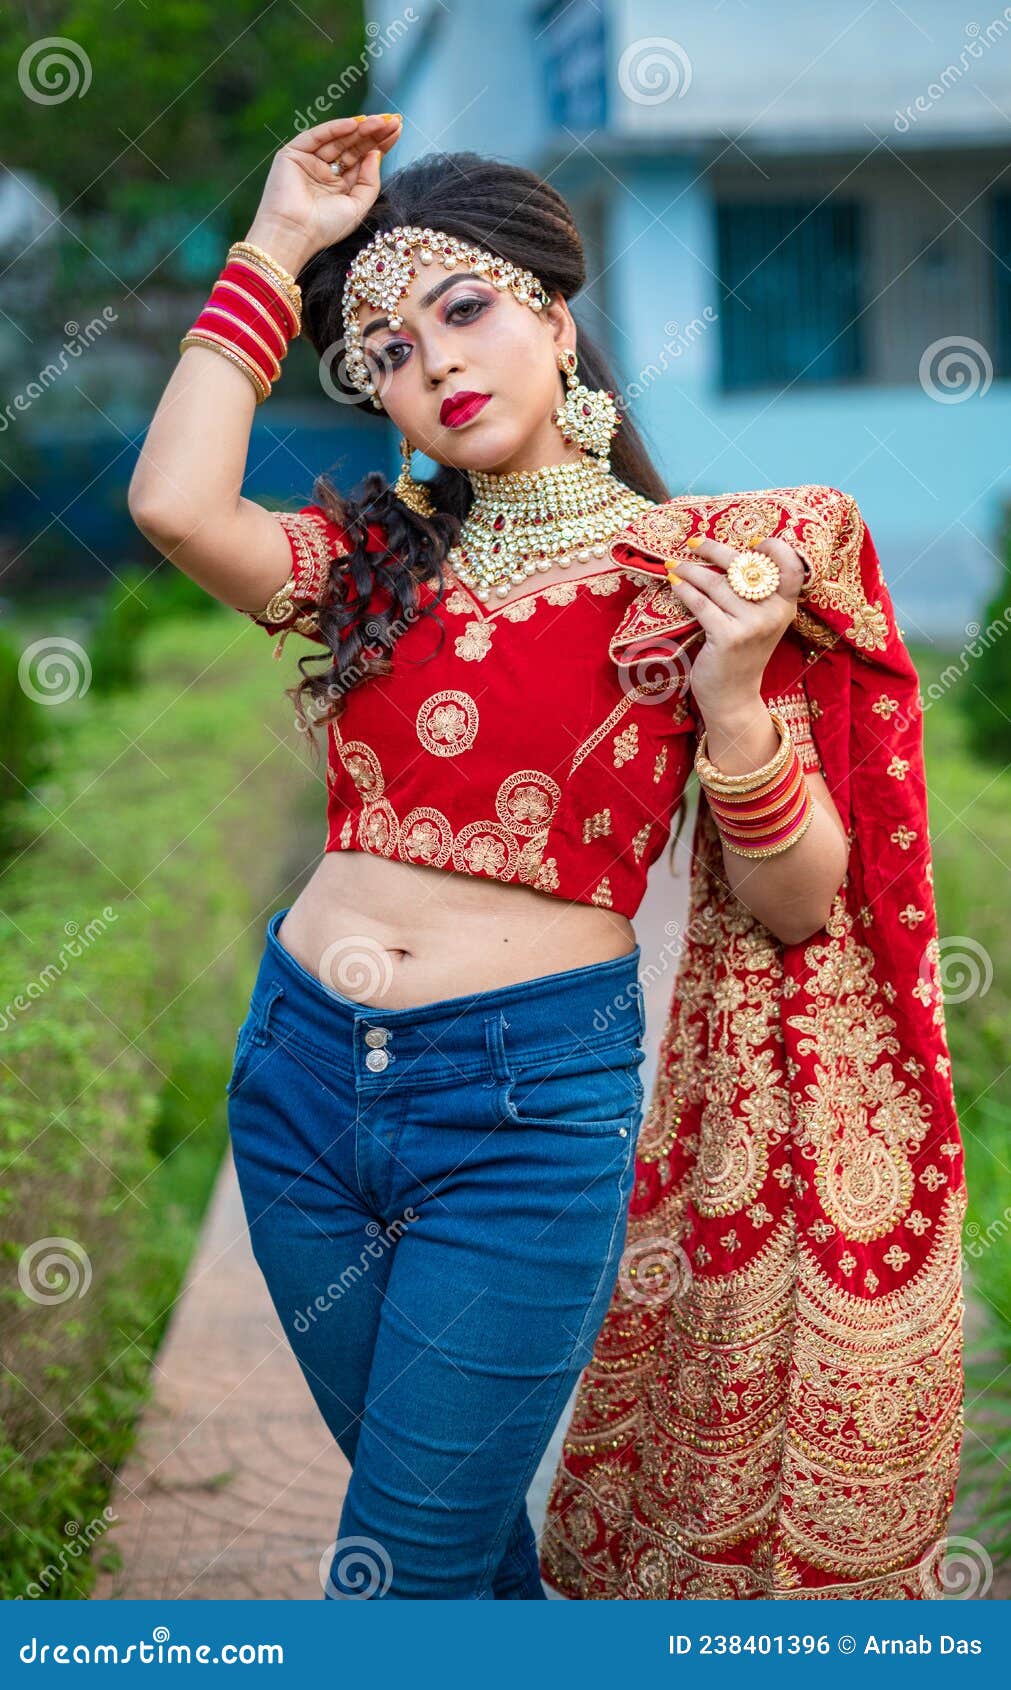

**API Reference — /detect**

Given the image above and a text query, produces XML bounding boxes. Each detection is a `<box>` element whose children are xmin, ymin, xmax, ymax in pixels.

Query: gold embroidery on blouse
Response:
<box><xmin>272</xmin><ymin>508</ymin><xmax>347</xmax><ymax>594</ymax></box>
<box><xmin>452</xmin><ymin>820</ymin><xmax>518</xmax><ymax>880</ymax></box>
<box><xmin>613</xmin><ymin>722</ymin><xmax>639</xmax><ymax>767</ymax></box>
<box><xmin>454</xmin><ymin>620</ymin><xmax>494</xmax><ymax>662</ymax></box>
<box><xmin>495</xmin><ymin>770</ymin><xmax>562</xmax><ymax>836</ymax></box>
<box><xmin>632</xmin><ymin>821</ymin><xmax>653</xmax><ymax>861</ymax></box>
<box><xmin>591</xmin><ymin>875</ymin><xmax>613</xmax><ymax>908</ymax></box>
<box><xmin>338</xmin><ymin>738</ymin><xmax>385</xmax><ymax>799</ymax></box>
<box><xmin>398</xmin><ymin>806</ymin><xmax>454</xmax><ymax>867</ymax></box>
<box><xmin>569</xmin><ymin>678</ymin><xmax>669</xmax><ymax>775</ymax></box>
<box><xmin>415</xmin><ymin>690</ymin><xmax>480</xmax><ymax>756</ymax></box>
<box><xmin>444</xmin><ymin>564</ymin><xmax>648</xmax><ymax>624</ymax></box>
<box><xmin>582</xmin><ymin>807</ymin><xmax>613</xmax><ymax>844</ymax></box>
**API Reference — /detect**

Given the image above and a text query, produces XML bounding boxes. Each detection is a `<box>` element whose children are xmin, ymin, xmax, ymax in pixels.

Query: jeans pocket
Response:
<box><xmin>226</xmin><ymin>1014</ymin><xmax>272</xmax><ymax>1095</ymax></box>
<box><xmin>499</xmin><ymin>1039</ymin><xmax>644</xmax><ymax>1137</ymax></box>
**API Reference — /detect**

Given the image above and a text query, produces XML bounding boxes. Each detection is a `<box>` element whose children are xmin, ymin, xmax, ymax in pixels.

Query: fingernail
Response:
<box><xmin>685</xmin><ymin>536</ymin><xmax>702</xmax><ymax>548</ymax></box>
<box><xmin>747</xmin><ymin>535</ymin><xmax>762</xmax><ymax>548</ymax></box>
<box><xmin>668</xmin><ymin>573</ymin><xmax>683</xmax><ymax>585</ymax></box>
<box><xmin>352</xmin><ymin>114</ymin><xmax>365</xmax><ymax>121</ymax></box>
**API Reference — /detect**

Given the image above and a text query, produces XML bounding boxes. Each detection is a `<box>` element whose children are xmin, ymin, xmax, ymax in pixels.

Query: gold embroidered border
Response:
<box><xmin>607</xmin><ymin>485</ymin><xmax>889</xmax><ymax>660</ymax></box>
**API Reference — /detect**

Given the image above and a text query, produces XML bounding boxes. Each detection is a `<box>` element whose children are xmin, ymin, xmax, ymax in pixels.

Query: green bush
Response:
<box><xmin>0</xmin><ymin>608</ymin><xmax>317</xmax><ymax>1598</ymax></box>
<box><xmin>88</xmin><ymin>563</ymin><xmax>224</xmax><ymax>695</ymax></box>
<box><xmin>958</xmin><ymin>503</ymin><xmax>1011</xmax><ymax>764</ymax></box>
<box><xmin>916</xmin><ymin>644</ymin><xmax>1011</xmax><ymax>1566</ymax></box>
<box><xmin>0</xmin><ymin>627</ymin><xmax>54</xmax><ymax>854</ymax></box>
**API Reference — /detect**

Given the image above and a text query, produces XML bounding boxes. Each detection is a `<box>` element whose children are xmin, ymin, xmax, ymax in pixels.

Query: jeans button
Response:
<box><xmin>365</xmin><ymin>1048</ymin><xmax>390</xmax><ymax>1072</ymax></box>
<box><xmin>364</xmin><ymin>1027</ymin><xmax>391</xmax><ymax>1047</ymax></box>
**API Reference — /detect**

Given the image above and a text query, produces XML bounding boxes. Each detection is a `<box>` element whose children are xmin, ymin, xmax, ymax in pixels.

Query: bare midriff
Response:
<box><xmin>276</xmin><ymin>554</ymin><xmax>649</xmax><ymax>1008</ymax></box>
<box><xmin>276</xmin><ymin>850</ymin><xmax>636</xmax><ymax>1010</ymax></box>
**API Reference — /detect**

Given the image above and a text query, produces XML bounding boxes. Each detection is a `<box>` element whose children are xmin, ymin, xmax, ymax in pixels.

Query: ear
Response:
<box><xmin>543</xmin><ymin>290</ymin><xmax>575</xmax><ymax>354</ymax></box>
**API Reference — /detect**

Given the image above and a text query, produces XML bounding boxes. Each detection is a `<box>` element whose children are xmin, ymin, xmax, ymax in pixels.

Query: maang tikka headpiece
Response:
<box><xmin>341</xmin><ymin>224</ymin><xmax>553</xmax><ymax>404</ymax></box>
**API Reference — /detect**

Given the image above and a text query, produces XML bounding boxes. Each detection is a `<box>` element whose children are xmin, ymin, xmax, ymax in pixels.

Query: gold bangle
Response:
<box><xmin>695</xmin><ymin>710</ymin><xmax>792</xmax><ymax>793</ymax></box>
<box><xmin>705</xmin><ymin>755</ymin><xmax>804</xmax><ymax>816</ymax></box>
<box><xmin>179</xmin><ymin>331</ymin><xmax>271</xmax><ymax>403</ymax></box>
<box><xmin>719</xmin><ymin>792</ymin><xmax>815</xmax><ymax>858</ymax></box>
<box><xmin>229</xmin><ymin>241</ymin><xmax>303</xmax><ymax>308</ymax></box>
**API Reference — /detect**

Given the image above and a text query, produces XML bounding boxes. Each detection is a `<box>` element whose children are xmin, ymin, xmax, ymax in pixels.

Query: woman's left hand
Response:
<box><xmin>667</xmin><ymin>535</ymin><xmax>807</xmax><ymax>722</ymax></box>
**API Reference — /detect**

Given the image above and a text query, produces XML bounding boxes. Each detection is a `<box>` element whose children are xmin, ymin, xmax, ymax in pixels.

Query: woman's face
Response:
<box><xmin>352</xmin><ymin>263</ymin><xmax>579</xmax><ymax>474</ymax></box>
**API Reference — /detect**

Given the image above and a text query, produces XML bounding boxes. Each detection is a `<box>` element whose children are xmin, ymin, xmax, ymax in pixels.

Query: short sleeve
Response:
<box><xmin>241</xmin><ymin>503</ymin><xmax>354</xmax><ymax>651</ymax></box>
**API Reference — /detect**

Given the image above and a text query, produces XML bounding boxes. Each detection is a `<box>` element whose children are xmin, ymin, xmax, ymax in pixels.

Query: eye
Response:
<box><xmin>445</xmin><ymin>295</ymin><xmax>488</xmax><ymax>324</ymax></box>
<box><xmin>367</xmin><ymin>338</ymin><xmax>411</xmax><ymax>373</ymax></box>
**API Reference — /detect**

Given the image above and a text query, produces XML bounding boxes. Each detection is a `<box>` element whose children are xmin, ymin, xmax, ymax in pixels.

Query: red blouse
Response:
<box><xmin>242</xmin><ymin>503</ymin><xmax>823</xmax><ymax>919</ymax></box>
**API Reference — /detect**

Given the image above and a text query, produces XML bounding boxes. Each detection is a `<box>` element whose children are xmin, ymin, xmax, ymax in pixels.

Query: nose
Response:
<box><xmin>419</xmin><ymin>331</ymin><xmax>463</xmax><ymax>388</ymax></box>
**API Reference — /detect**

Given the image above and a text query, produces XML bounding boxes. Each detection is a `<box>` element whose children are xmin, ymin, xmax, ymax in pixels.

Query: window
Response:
<box><xmin>537</xmin><ymin>0</ymin><xmax>607</xmax><ymax>131</ymax></box>
<box><xmin>991</xmin><ymin>191</ymin><xmax>1011</xmax><ymax>376</ymax></box>
<box><xmin>716</xmin><ymin>199</ymin><xmax>865</xmax><ymax>391</ymax></box>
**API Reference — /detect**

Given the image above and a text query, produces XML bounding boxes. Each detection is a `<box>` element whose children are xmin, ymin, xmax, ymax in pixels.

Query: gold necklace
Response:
<box><xmin>449</xmin><ymin>458</ymin><xmax>657</xmax><ymax>601</ymax></box>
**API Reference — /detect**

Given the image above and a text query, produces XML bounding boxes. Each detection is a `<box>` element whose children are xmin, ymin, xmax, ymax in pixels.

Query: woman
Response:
<box><xmin>127</xmin><ymin>114</ymin><xmax>964</xmax><ymax>1600</ymax></box>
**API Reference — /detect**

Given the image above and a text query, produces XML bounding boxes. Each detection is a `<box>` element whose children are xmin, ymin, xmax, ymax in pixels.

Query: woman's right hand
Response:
<box><xmin>244</xmin><ymin>113</ymin><xmax>403</xmax><ymax>275</ymax></box>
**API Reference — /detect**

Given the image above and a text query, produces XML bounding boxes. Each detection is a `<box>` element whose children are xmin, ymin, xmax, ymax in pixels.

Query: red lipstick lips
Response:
<box><xmin>440</xmin><ymin>391</ymin><xmax>490</xmax><ymax>427</ymax></box>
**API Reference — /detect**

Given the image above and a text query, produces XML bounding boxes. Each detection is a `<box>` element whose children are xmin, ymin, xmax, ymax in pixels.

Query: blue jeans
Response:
<box><xmin>226</xmin><ymin>907</ymin><xmax>646</xmax><ymax>1600</ymax></box>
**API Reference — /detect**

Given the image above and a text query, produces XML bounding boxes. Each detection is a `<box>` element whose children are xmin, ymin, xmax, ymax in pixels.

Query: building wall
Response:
<box><xmin>372</xmin><ymin>0</ymin><xmax>1011</xmax><ymax>639</ymax></box>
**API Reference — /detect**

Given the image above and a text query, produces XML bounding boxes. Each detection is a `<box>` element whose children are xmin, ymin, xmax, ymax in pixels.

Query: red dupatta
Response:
<box><xmin>539</xmin><ymin>484</ymin><xmax>967</xmax><ymax>1600</ymax></box>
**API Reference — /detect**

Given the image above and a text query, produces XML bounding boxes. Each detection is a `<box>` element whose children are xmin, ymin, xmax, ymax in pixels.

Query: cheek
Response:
<box><xmin>481</xmin><ymin>313</ymin><xmax>556</xmax><ymax>404</ymax></box>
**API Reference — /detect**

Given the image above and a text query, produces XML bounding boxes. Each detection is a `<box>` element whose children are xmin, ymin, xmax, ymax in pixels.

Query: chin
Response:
<box><xmin>444</xmin><ymin>427</ymin><xmax>533</xmax><ymax>473</ymax></box>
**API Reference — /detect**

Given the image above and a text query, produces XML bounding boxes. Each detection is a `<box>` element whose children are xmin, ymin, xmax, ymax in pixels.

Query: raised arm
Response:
<box><xmin>126</xmin><ymin>112</ymin><xmax>402</xmax><ymax>619</ymax></box>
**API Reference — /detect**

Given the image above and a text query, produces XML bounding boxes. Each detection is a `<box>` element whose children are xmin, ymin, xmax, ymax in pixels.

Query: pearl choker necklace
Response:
<box><xmin>448</xmin><ymin>458</ymin><xmax>657</xmax><ymax>601</ymax></box>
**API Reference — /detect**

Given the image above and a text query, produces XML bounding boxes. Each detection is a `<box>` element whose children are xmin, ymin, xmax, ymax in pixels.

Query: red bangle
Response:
<box><xmin>178</xmin><ymin>248</ymin><xmax>301</xmax><ymax>402</ymax></box>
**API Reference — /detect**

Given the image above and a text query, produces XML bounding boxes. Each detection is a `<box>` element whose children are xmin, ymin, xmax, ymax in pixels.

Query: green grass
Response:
<box><xmin>913</xmin><ymin>643</ymin><xmax>1011</xmax><ymax>1562</ymax></box>
<box><xmin>0</xmin><ymin>608</ymin><xmax>321</xmax><ymax>1598</ymax></box>
<box><xmin>1</xmin><ymin>622</ymin><xmax>1007</xmax><ymax>1592</ymax></box>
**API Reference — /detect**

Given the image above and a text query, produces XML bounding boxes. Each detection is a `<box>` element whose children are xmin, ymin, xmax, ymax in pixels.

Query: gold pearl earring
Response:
<box><xmin>552</xmin><ymin>347</ymin><xmax>620</xmax><ymax>467</ymax></box>
<box><xmin>393</xmin><ymin>435</ymin><xmax>436</xmax><ymax>518</ymax></box>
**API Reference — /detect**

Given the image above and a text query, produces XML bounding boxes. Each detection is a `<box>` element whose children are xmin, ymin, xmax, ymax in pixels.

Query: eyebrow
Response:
<box><xmin>361</xmin><ymin>272</ymin><xmax>488</xmax><ymax>340</ymax></box>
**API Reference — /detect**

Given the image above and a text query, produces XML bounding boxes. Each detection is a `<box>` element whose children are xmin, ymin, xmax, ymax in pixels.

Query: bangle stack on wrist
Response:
<box><xmin>179</xmin><ymin>240</ymin><xmax>303</xmax><ymax>404</ymax></box>
<box><xmin>694</xmin><ymin>709</ymin><xmax>814</xmax><ymax>859</ymax></box>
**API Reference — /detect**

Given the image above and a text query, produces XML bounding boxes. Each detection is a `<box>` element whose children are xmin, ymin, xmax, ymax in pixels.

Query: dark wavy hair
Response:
<box><xmin>287</xmin><ymin>149</ymin><xmax>690</xmax><ymax>864</ymax></box>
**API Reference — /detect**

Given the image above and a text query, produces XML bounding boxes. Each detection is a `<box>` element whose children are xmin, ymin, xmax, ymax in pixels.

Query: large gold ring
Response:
<box><xmin>726</xmin><ymin>548</ymin><xmax>780</xmax><ymax>602</ymax></box>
